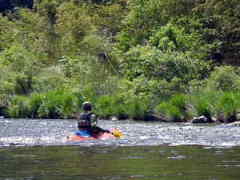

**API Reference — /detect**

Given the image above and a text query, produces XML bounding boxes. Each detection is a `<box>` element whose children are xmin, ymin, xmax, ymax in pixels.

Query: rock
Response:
<box><xmin>217</xmin><ymin>113</ymin><xmax>237</xmax><ymax>123</ymax></box>
<box><xmin>144</xmin><ymin>114</ymin><xmax>168</xmax><ymax>122</ymax></box>
<box><xmin>226</xmin><ymin>115</ymin><xmax>237</xmax><ymax>123</ymax></box>
<box><xmin>227</xmin><ymin>121</ymin><xmax>240</xmax><ymax>127</ymax></box>
<box><xmin>191</xmin><ymin>115</ymin><xmax>213</xmax><ymax>123</ymax></box>
<box><xmin>212</xmin><ymin>117</ymin><xmax>217</xmax><ymax>122</ymax></box>
<box><xmin>111</xmin><ymin>116</ymin><xmax>118</xmax><ymax>121</ymax></box>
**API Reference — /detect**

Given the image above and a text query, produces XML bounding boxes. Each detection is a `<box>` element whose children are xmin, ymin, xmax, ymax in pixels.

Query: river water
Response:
<box><xmin>1</xmin><ymin>119</ymin><xmax>240</xmax><ymax>180</ymax></box>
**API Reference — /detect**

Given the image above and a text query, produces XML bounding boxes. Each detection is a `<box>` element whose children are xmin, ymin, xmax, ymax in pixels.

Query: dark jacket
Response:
<box><xmin>78</xmin><ymin>112</ymin><xmax>97</xmax><ymax>129</ymax></box>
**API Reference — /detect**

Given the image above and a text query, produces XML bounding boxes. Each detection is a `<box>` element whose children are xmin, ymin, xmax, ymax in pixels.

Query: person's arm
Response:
<box><xmin>90</xmin><ymin>114</ymin><xmax>97</xmax><ymax>126</ymax></box>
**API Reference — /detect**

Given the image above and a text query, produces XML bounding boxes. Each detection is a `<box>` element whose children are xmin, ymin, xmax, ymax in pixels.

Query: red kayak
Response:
<box><xmin>67</xmin><ymin>128</ymin><xmax>123</xmax><ymax>141</ymax></box>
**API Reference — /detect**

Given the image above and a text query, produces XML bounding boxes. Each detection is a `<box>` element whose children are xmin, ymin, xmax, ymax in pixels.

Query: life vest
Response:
<box><xmin>78</xmin><ymin>112</ymin><xmax>93</xmax><ymax>128</ymax></box>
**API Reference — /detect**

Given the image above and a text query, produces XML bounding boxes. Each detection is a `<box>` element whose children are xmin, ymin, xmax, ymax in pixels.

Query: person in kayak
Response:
<box><xmin>77</xmin><ymin>101</ymin><xmax>109</xmax><ymax>137</ymax></box>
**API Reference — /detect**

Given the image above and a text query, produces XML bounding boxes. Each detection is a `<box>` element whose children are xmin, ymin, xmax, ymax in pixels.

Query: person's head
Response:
<box><xmin>82</xmin><ymin>101</ymin><xmax>92</xmax><ymax>111</ymax></box>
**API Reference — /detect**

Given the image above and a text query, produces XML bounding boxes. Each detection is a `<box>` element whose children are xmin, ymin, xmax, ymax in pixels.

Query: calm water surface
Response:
<box><xmin>1</xmin><ymin>119</ymin><xmax>240</xmax><ymax>180</ymax></box>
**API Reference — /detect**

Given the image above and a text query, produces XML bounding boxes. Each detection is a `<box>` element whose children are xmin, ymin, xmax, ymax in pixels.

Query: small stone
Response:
<box><xmin>111</xmin><ymin>116</ymin><xmax>118</xmax><ymax>121</ymax></box>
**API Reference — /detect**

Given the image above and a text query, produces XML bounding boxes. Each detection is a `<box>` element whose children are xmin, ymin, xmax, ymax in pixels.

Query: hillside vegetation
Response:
<box><xmin>0</xmin><ymin>0</ymin><xmax>240</xmax><ymax>122</ymax></box>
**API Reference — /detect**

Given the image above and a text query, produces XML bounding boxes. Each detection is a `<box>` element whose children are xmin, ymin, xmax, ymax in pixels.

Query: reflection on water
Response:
<box><xmin>1</xmin><ymin>145</ymin><xmax>240</xmax><ymax>180</ymax></box>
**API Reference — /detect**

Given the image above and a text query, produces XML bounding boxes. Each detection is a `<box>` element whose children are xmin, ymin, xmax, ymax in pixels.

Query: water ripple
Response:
<box><xmin>1</xmin><ymin>119</ymin><xmax>240</xmax><ymax>147</ymax></box>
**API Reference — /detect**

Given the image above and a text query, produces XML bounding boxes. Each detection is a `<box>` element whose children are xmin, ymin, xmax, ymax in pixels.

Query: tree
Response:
<box><xmin>117</xmin><ymin>0</ymin><xmax>200</xmax><ymax>51</ymax></box>
<box><xmin>195</xmin><ymin>0</ymin><xmax>240</xmax><ymax>65</ymax></box>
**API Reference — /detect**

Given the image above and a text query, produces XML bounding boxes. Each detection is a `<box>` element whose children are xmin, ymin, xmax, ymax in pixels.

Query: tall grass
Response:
<box><xmin>155</xmin><ymin>94</ymin><xmax>188</xmax><ymax>122</ymax></box>
<box><xmin>37</xmin><ymin>90</ymin><xmax>79</xmax><ymax>119</ymax></box>
<box><xmin>95</xmin><ymin>95</ymin><xmax>126</xmax><ymax>118</ymax></box>
<box><xmin>214</xmin><ymin>92</ymin><xmax>240</xmax><ymax>122</ymax></box>
<box><xmin>155</xmin><ymin>102</ymin><xmax>183</xmax><ymax>122</ymax></box>
<box><xmin>189</xmin><ymin>92</ymin><xmax>217</xmax><ymax>119</ymax></box>
<box><xmin>7</xmin><ymin>96</ymin><xmax>30</xmax><ymax>118</ymax></box>
<box><xmin>125</xmin><ymin>95</ymin><xmax>150</xmax><ymax>120</ymax></box>
<box><xmin>6</xmin><ymin>88</ymin><xmax>240</xmax><ymax>123</ymax></box>
<box><xmin>95</xmin><ymin>93</ymin><xmax>150</xmax><ymax>120</ymax></box>
<box><xmin>7</xmin><ymin>90</ymin><xmax>81</xmax><ymax>119</ymax></box>
<box><xmin>28</xmin><ymin>93</ymin><xmax>44</xmax><ymax>118</ymax></box>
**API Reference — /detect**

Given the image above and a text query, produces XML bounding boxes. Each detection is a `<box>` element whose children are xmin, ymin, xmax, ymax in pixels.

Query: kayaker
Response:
<box><xmin>77</xmin><ymin>101</ymin><xmax>109</xmax><ymax>136</ymax></box>
<box><xmin>77</xmin><ymin>101</ymin><xmax>97</xmax><ymax>130</ymax></box>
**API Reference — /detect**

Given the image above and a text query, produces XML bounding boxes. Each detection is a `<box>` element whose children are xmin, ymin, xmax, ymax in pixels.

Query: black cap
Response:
<box><xmin>82</xmin><ymin>101</ymin><xmax>92</xmax><ymax>111</ymax></box>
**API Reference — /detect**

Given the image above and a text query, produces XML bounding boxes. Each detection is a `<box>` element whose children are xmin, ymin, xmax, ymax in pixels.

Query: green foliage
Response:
<box><xmin>1</xmin><ymin>0</ymin><xmax>240</xmax><ymax>120</ymax></box>
<box><xmin>95</xmin><ymin>95</ymin><xmax>126</xmax><ymax>118</ymax></box>
<box><xmin>196</xmin><ymin>0</ymin><xmax>240</xmax><ymax>64</ymax></box>
<box><xmin>0</xmin><ymin>43</ymin><xmax>42</xmax><ymax>95</ymax></box>
<box><xmin>124</xmin><ymin>93</ymin><xmax>150</xmax><ymax>120</ymax></box>
<box><xmin>7</xmin><ymin>96</ymin><xmax>30</xmax><ymax>118</ymax></box>
<box><xmin>95</xmin><ymin>91</ymin><xmax>150</xmax><ymax>120</ymax></box>
<box><xmin>214</xmin><ymin>92</ymin><xmax>240</xmax><ymax>118</ymax></box>
<box><xmin>28</xmin><ymin>93</ymin><xmax>44</xmax><ymax>118</ymax></box>
<box><xmin>56</xmin><ymin>1</ymin><xmax>97</xmax><ymax>56</ymax></box>
<box><xmin>207</xmin><ymin>66</ymin><xmax>240</xmax><ymax>91</ymax></box>
<box><xmin>6</xmin><ymin>90</ymin><xmax>81</xmax><ymax>119</ymax></box>
<box><xmin>122</xmin><ymin>46</ymin><xmax>211</xmax><ymax>84</ymax></box>
<box><xmin>149</xmin><ymin>21</ymin><xmax>212</xmax><ymax>59</ymax></box>
<box><xmin>0</xmin><ymin>15</ymin><xmax>16</xmax><ymax>50</ymax></box>
<box><xmin>37</xmin><ymin>90</ymin><xmax>79</xmax><ymax>119</ymax></box>
<box><xmin>32</xmin><ymin>66</ymin><xmax>68</xmax><ymax>93</ymax></box>
<box><xmin>189</xmin><ymin>92</ymin><xmax>217</xmax><ymax>118</ymax></box>
<box><xmin>90</xmin><ymin>2</ymin><xmax>127</xmax><ymax>37</ymax></box>
<box><xmin>117</xmin><ymin>0</ymin><xmax>199</xmax><ymax>51</ymax></box>
<box><xmin>155</xmin><ymin>102</ymin><xmax>183</xmax><ymax>122</ymax></box>
<box><xmin>155</xmin><ymin>94</ymin><xmax>188</xmax><ymax>122</ymax></box>
<box><xmin>169</xmin><ymin>94</ymin><xmax>187</xmax><ymax>113</ymax></box>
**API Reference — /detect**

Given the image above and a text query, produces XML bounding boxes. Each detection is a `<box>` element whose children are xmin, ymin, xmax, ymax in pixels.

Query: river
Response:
<box><xmin>1</xmin><ymin>119</ymin><xmax>240</xmax><ymax>180</ymax></box>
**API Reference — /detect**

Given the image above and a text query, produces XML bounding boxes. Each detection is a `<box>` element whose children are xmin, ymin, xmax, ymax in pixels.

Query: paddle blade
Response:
<box><xmin>112</xmin><ymin>129</ymin><xmax>123</xmax><ymax>138</ymax></box>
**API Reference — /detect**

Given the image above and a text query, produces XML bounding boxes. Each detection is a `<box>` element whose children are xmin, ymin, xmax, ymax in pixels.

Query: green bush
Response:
<box><xmin>6</xmin><ymin>90</ymin><xmax>82</xmax><ymax>119</ymax></box>
<box><xmin>189</xmin><ymin>92</ymin><xmax>217</xmax><ymax>119</ymax></box>
<box><xmin>124</xmin><ymin>94</ymin><xmax>150</xmax><ymax>120</ymax></box>
<box><xmin>95</xmin><ymin>95</ymin><xmax>126</xmax><ymax>119</ymax></box>
<box><xmin>155</xmin><ymin>102</ymin><xmax>183</xmax><ymax>122</ymax></box>
<box><xmin>28</xmin><ymin>93</ymin><xmax>44</xmax><ymax>118</ymax></box>
<box><xmin>95</xmin><ymin>92</ymin><xmax>151</xmax><ymax>120</ymax></box>
<box><xmin>154</xmin><ymin>94</ymin><xmax>189</xmax><ymax>122</ymax></box>
<box><xmin>37</xmin><ymin>90</ymin><xmax>79</xmax><ymax>119</ymax></box>
<box><xmin>214</xmin><ymin>92</ymin><xmax>240</xmax><ymax>119</ymax></box>
<box><xmin>169</xmin><ymin>94</ymin><xmax>187</xmax><ymax>112</ymax></box>
<box><xmin>32</xmin><ymin>66</ymin><xmax>68</xmax><ymax>93</ymax></box>
<box><xmin>207</xmin><ymin>66</ymin><xmax>240</xmax><ymax>91</ymax></box>
<box><xmin>122</xmin><ymin>46</ymin><xmax>211</xmax><ymax>86</ymax></box>
<box><xmin>7</xmin><ymin>96</ymin><xmax>30</xmax><ymax>118</ymax></box>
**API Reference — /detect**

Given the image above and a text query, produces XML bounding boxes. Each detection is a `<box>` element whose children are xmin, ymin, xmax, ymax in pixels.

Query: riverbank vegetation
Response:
<box><xmin>0</xmin><ymin>0</ymin><xmax>240</xmax><ymax>123</ymax></box>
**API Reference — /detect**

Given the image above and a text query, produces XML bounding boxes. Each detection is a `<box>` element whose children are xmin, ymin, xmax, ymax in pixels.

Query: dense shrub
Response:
<box><xmin>214</xmin><ymin>92</ymin><xmax>240</xmax><ymax>122</ymax></box>
<box><xmin>206</xmin><ymin>66</ymin><xmax>240</xmax><ymax>91</ymax></box>
<box><xmin>155</xmin><ymin>94</ymin><xmax>188</xmax><ymax>122</ymax></box>
<box><xmin>155</xmin><ymin>102</ymin><xmax>183</xmax><ymax>122</ymax></box>
<box><xmin>149</xmin><ymin>21</ymin><xmax>210</xmax><ymax>59</ymax></box>
<box><xmin>1</xmin><ymin>0</ymin><xmax>240</xmax><ymax>121</ymax></box>
<box><xmin>28</xmin><ymin>93</ymin><xmax>44</xmax><ymax>118</ymax></box>
<box><xmin>95</xmin><ymin>91</ymin><xmax>151</xmax><ymax>120</ymax></box>
<box><xmin>95</xmin><ymin>95</ymin><xmax>126</xmax><ymax>118</ymax></box>
<box><xmin>7</xmin><ymin>96</ymin><xmax>30</xmax><ymax>118</ymax></box>
<box><xmin>37</xmin><ymin>90</ymin><xmax>79</xmax><ymax>119</ymax></box>
<box><xmin>189</xmin><ymin>92</ymin><xmax>217</xmax><ymax>119</ymax></box>
<box><xmin>124</xmin><ymin>94</ymin><xmax>150</xmax><ymax>120</ymax></box>
<box><xmin>122</xmin><ymin>46</ymin><xmax>211</xmax><ymax>86</ymax></box>
<box><xmin>6</xmin><ymin>90</ymin><xmax>81</xmax><ymax>119</ymax></box>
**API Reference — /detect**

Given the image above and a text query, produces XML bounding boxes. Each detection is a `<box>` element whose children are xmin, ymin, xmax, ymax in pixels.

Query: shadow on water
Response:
<box><xmin>1</xmin><ymin>119</ymin><xmax>240</xmax><ymax>180</ymax></box>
